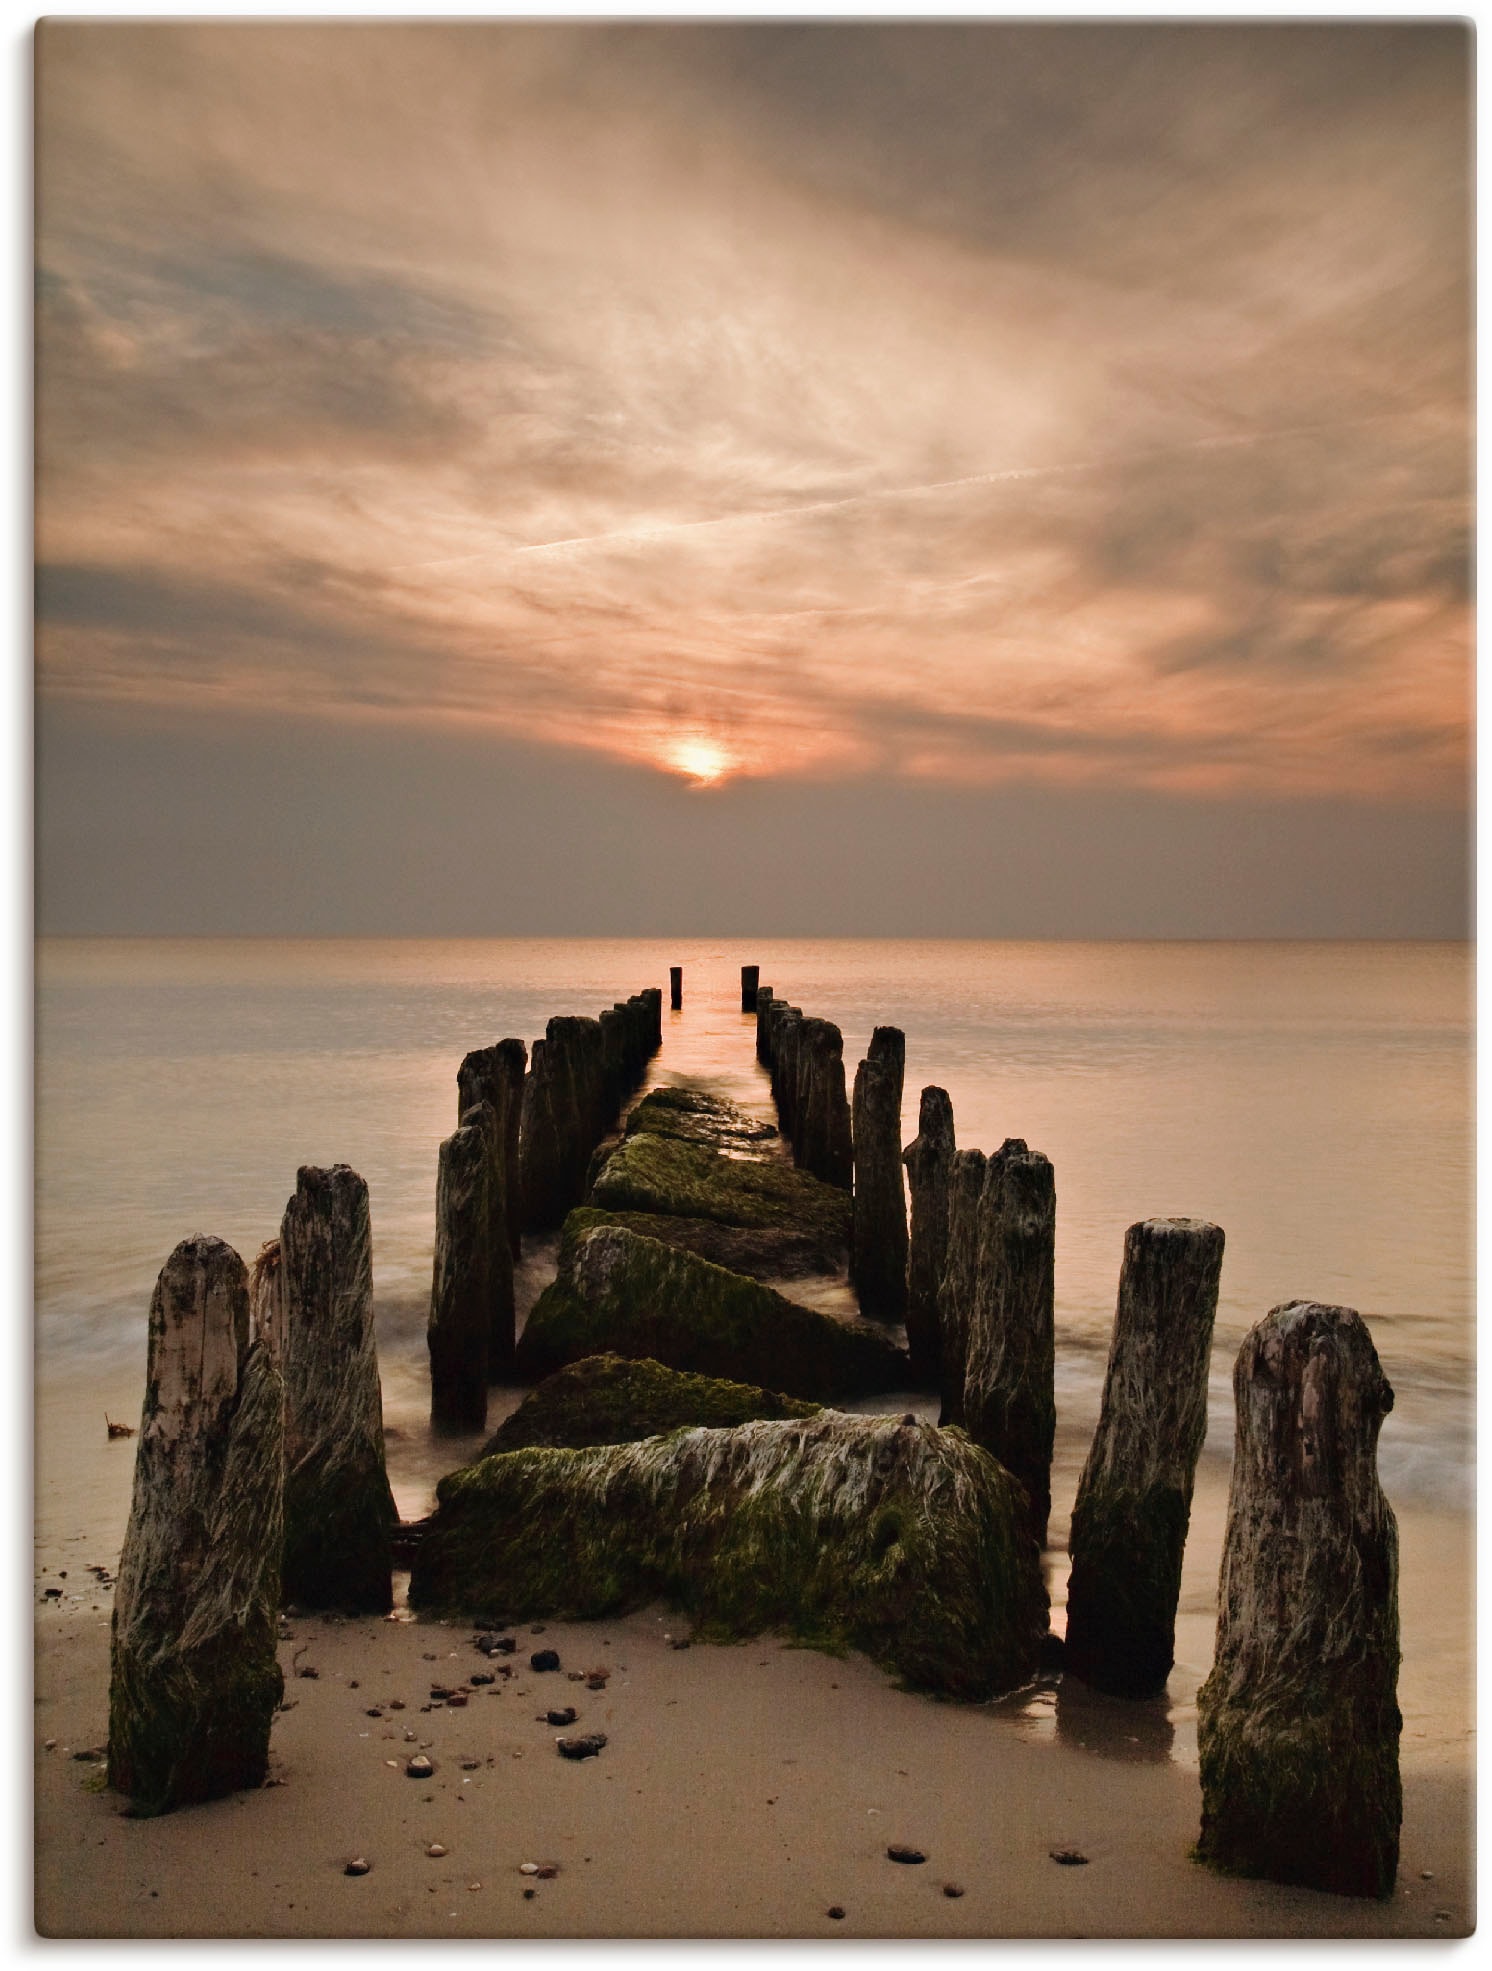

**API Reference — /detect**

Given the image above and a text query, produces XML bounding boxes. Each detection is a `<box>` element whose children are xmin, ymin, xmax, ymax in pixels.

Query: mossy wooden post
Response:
<box><xmin>1064</xmin><ymin>1218</ymin><xmax>1225</xmax><ymax>1695</ymax></box>
<box><xmin>1196</xmin><ymin>1301</ymin><xmax>1401</xmax><ymax>1899</ymax></box>
<box><xmin>108</xmin><ymin>1236</ymin><xmax>285</xmax><ymax>1813</ymax></box>
<box><xmin>740</xmin><ymin>964</ymin><xmax>760</xmax><ymax>1013</ymax></box>
<box><xmin>798</xmin><ymin>1018</ymin><xmax>853</xmax><ymax>1189</ymax></box>
<box><xmin>903</xmin><ymin>1086</ymin><xmax>955</xmax><ymax>1387</ymax></box>
<box><xmin>773</xmin><ymin>1007</ymin><xmax>804</xmax><ymax>1144</ymax></box>
<box><xmin>280</xmin><ymin>1165</ymin><xmax>396</xmax><ymax>1612</ymax></box>
<box><xmin>936</xmin><ymin>1148</ymin><xmax>987</xmax><ymax>1426</ymax></box>
<box><xmin>850</xmin><ymin>1026</ymin><xmax>909</xmax><ymax>1320</ymax></box>
<box><xmin>458</xmin><ymin>1038</ymin><xmax>526</xmax><ymax>1262</ymax></box>
<box><xmin>456</xmin><ymin>1046</ymin><xmax>521</xmax><ymax>1373</ymax></box>
<box><xmin>670</xmin><ymin>966</ymin><xmax>683</xmax><ymax>1010</ymax></box>
<box><xmin>429</xmin><ymin>1116</ymin><xmax>492</xmax><ymax>1429</ymax></box>
<box><xmin>962</xmin><ymin>1140</ymin><xmax>1056</xmax><ymax>1545</ymax></box>
<box><xmin>754</xmin><ymin>986</ymin><xmax>775</xmax><ymax>1066</ymax></box>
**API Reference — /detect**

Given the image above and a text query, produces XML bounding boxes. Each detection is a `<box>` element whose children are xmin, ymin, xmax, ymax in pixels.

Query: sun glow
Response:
<box><xmin>671</xmin><ymin>738</ymin><xmax>732</xmax><ymax>786</ymax></box>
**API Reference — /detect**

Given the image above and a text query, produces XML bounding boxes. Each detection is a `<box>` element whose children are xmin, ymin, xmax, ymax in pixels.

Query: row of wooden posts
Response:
<box><xmin>750</xmin><ymin>967</ymin><xmax>1399</xmax><ymax>1896</ymax></box>
<box><xmin>104</xmin><ymin>965</ymin><xmax>1400</xmax><ymax>1897</ymax></box>
<box><xmin>429</xmin><ymin>986</ymin><xmax>662</xmax><ymax>1428</ymax></box>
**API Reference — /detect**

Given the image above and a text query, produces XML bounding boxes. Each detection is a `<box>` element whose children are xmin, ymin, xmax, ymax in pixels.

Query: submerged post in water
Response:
<box><xmin>740</xmin><ymin>963</ymin><xmax>760</xmax><ymax>1013</ymax></box>
<box><xmin>850</xmin><ymin>1026</ymin><xmax>909</xmax><ymax>1321</ymax></box>
<box><xmin>280</xmin><ymin>1164</ymin><xmax>397</xmax><ymax>1611</ymax></box>
<box><xmin>108</xmin><ymin>1236</ymin><xmax>284</xmax><ymax>1813</ymax></box>
<box><xmin>1064</xmin><ymin>1217</ymin><xmax>1225</xmax><ymax>1696</ymax></box>
<box><xmin>961</xmin><ymin>1139</ymin><xmax>1056</xmax><ymax>1545</ymax></box>
<box><xmin>903</xmin><ymin>1086</ymin><xmax>956</xmax><ymax>1388</ymax></box>
<box><xmin>1196</xmin><ymin>1300</ymin><xmax>1401</xmax><ymax>1899</ymax></box>
<box><xmin>670</xmin><ymin>966</ymin><xmax>683</xmax><ymax>1010</ymax></box>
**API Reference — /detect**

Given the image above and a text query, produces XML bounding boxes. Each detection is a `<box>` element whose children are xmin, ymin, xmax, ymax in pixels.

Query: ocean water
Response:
<box><xmin>34</xmin><ymin>938</ymin><xmax>1472</xmax><ymax>1559</ymax></box>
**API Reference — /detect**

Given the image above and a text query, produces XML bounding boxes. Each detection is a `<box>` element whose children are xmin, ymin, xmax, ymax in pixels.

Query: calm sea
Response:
<box><xmin>34</xmin><ymin>938</ymin><xmax>1472</xmax><ymax>1561</ymax></box>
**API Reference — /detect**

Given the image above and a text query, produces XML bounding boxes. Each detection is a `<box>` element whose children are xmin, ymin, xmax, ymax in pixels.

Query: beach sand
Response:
<box><xmin>33</xmin><ymin>1433</ymin><xmax>1473</xmax><ymax>1940</ymax></box>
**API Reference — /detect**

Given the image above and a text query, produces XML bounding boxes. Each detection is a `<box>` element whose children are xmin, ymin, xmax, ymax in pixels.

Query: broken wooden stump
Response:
<box><xmin>902</xmin><ymin>1086</ymin><xmax>955</xmax><ymax>1388</ymax></box>
<box><xmin>458</xmin><ymin>1039</ymin><xmax>526</xmax><ymax>1262</ymax></box>
<box><xmin>936</xmin><ymin>1148</ymin><xmax>987</xmax><ymax>1427</ymax></box>
<box><xmin>429</xmin><ymin>1114</ymin><xmax>494</xmax><ymax>1429</ymax></box>
<box><xmin>1196</xmin><ymin>1300</ymin><xmax>1401</xmax><ymax>1899</ymax></box>
<box><xmin>279</xmin><ymin>1165</ymin><xmax>397</xmax><ymax>1612</ymax></box>
<box><xmin>108</xmin><ymin>1236</ymin><xmax>284</xmax><ymax>1813</ymax></box>
<box><xmin>850</xmin><ymin>1026</ymin><xmax>909</xmax><ymax>1321</ymax></box>
<box><xmin>796</xmin><ymin>1017</ymin><xmax>854</xmax><ymax>1189</ymax></box>
<box><xmin>1064</xmin><ymin>1217</ymin><xmax>1225</xmax><ymax>1696</ymax></box>
<box><xmin>962</xmin><ymin>1139</ymin><xmax>1056</xmax><ymax>1545</ymax></box>
<box><xmin>740</xmin><ymin>963</ymin><xmax>760</xmax><ymax>1012</ymax></box>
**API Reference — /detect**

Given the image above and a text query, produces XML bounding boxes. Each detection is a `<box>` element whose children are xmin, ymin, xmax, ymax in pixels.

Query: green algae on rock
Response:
<box><xmin>556</xmin><ymin>1202</ymin><xmax>842</xmax><ymax>1281</ymax></box>
<box><xmin>411</xmin><ymin>1411</ymin><xmax>1048</xmax><ymax>1700</ymax></box>
<box><xmin>590</xmin><ymin>1126</ymin><xmax>851</xmax><ymax>1259</ymax></box>
<box><xmin>479</xmin><ymin>1352</ymin><xmax>820</xmax><ymax>1455</ymax></box>
<box><xmin>623</xmin><ymin>1084</ymin><xmax>779</xmax><ymax>1155</ymax></box>
<box><xmin>514</xmin><ymin>1222</ymin><xmax>908</xmax><ymax>1398</ymax></box>
<box><xmin>109</xmin><ymin>1236</ymin><xmax>285</xmax><ymax>1814</ymax></box>
<box><xmin>1196</xmin><ymin>1300</ymin><xmax>1401</xmax><ymax>1899</ymax></box>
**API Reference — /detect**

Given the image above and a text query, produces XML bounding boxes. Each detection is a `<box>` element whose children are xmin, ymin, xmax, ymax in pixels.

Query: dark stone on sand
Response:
<box><xmin>887</xmin><ymin>1845</ymin><xmax>926</xmax><ymax>1865</ymax></box>
<box><xmin>1050</xmin><ymin>1850</ymin><xmax>1088</xmax><ymax>1866</ymax></box>
<box><xmin>557</xmin><ymin>1733</ymin><xmax>607</xmax><ymax>1760</ymax></box>
<box><xmin>531</xmin><ymin>1649</ymin><xmax>561</xmax><ymax>1672</ymax></box>
<box><xmin>545</xmin><ymin>1706</ymin><xmax>578</xmax><ymax>1726</ymax></box>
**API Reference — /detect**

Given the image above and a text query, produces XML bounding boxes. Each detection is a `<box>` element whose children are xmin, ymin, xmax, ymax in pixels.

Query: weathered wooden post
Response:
<box><xmin>798</xmin><ymin>1017</ymin><xmax>853</xmax><ymax>1188</ymax></box>
<box><xmin>458</xmin><ymin>1039</ymin><xmax>526</xmax><ymax>1262</ymax></box>
<box><xmin>1064</xmin><ymin>1218</ymin><xmax>1226</xmax><ymax>1695</ymax></box>
<box><xmin>429</xmin><ymin>1113</ymin><xmax>493</xmax><ymax>1429</ymax></box>
<box><xmin>280</xmin><ymin>1165</ymin><xmax>397</xmax><ymax>1612</ymax></box>
<box><xmin>670</xmin><ymin>965</ymin><xmax>683</xmax><ymax>1010</ymax></box>
<box><xmin>456</xmin><ymin>1046</ymin><xmax>521</xmax><ymax>1375</ymax></box>
<box><xmin>740</xmin><ymin>964</ymin><xmax>760</xmax><ymax>1013</ymax></box>
<box><xmin>773</xmin><ymin>1006</ymin><xmax>804</xmax><ymax>1143</ymax></box>
<box><xmin>962</xmin><ymin>1139</ymin><xmax>1056</xmax><ymax>1544</ymax></box>
<box><xmin>1196</xmin><ymin>1301</ymin><xmax>1401</xmax><ymax>1899</ymax></box>
<box><xmin>851</xmin><ymin>1026</ymin><xmax>909</xmax><ymax>1320</ymax></box>
<box><xmin>755</xmin><ymin>986</ymin><xmax>775</xmax><ymax>1067</ymax></box>
<box><xmin>108</xmin><ymin>1236</ymin><xmax>284</xmax><ymax>1813</ymax></box>
<box><xmin>936</xmin><ymin>1148</ymin><xmax>987</xmax><ymax>1426</ymax></box>
<box><xmin>903</xmin><ymin>1086</ymin><xmax>955</xmax><ymax>1387</ymax></box>
<box><xmin>249</xmin><ymin>1237</ymin><xmax>286</xmax><ymax>1368</ymax></box>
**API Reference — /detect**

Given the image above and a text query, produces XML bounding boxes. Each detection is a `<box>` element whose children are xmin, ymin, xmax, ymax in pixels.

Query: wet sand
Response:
<box><xmin>33</xmin><ymin>1443</ymin><xmax>1473</xmax><ymax>1940</ymax></box>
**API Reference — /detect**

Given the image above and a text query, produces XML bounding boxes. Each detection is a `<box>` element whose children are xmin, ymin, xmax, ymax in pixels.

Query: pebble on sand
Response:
<box><xmin>1050</xmin><ymin>1849</ymin><xmax>1089</xmax><ymax>1866</ymax></box>
<box><xmin>531</xmin><ymin>1650</ymin><xmax>561</xmax><ymax>1672</ymax></box>
<box><xmin>827</xmin><ymin>1906</ymin><xmax>846</xmax><ymax>1920</ymax></box>
<box><xmin>427</xmin><ymin>1844</ymin><xmax>448</xmax><ymax>1858</ymax></box>
<box><xmin>557</xmin><ymin>1733</ymin><xmax>607</xmax><ymax>1760</ymax></box>
<box><xmin>887</xmin><ymin>1845</ymin><xmax>926</xmax><ymax>1865</ymax></box>
<box><xmin>344</xmin><ymin>1858</ymin><xmax>371</xmax><ymax>1877</ymax></box>
<box><xmin>406</xmin><ymin>1755</ymin><xmax>434</xmax><ymax>1778</ymax></box>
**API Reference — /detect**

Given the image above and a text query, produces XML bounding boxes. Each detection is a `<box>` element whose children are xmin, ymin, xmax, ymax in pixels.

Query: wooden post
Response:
<box><xmin>456</xmin><ymin>1045</ymin><xmax>521</xmax><ymax>1373</ymax></box>
<box><xmin>798</xmin><ymin>1017</ymin><xmax>853</xmax><ymax>1189</ymax></box>
<box><xmin>1196</xmin><ymin>1301</ymin><xmax>1401</xmax><ymax>1899</ymax></box>
<box><xmin>936</xmin><ymin>1149</ymin><xmax>987</xmax><ymax>1426</ymax></box>
<box><xmin>108</xmin><ymin>1237</ymin><xmax>284</xmax><ymax>1812</ymax></box>
<box><xmin>754</xmin><ymin>986</ymin><xmax>775</xmax><ymax>1066</ymax></box>
<box><xmin>429</xmin><ymin>1115</ymin><xmax>492</xmax><ymax>1430</ymax></box>
<box><xmin>962</xmin><ymin>1139</ymin><xmax>1056</xmax><ymax>1545</ymax></box>
<box><xmin>458</xmin><ymin>1039</ymin><xmax>526</xmax><ymax>1261</ymax></box>
<box><xmin>280</xmin><ymin>1165</ymin><xmax>396</xmax><ymax>1611</ymax></box>
<box><xmin>902</xmin><ymin>1086</ymin><xmax>955</xmax><ymax>1388</ymax></box>
<box><xmin>850</xmin><ymin>1026</ymin><xmax>909</xmax><ymax>1319</ymax></box>
<box><xmin>1064</xmin><ymin>1218</ymin><xmax>1225</xmax><ymax>1695</ymax></box>
<box><xmin>670</xmin><ymin>966</ymin><xmax>683</xmax><ymax>1010</ymax></box>
<box><xmin>740</xmin><ymin>964</ymin><xmax>760</xmax><ymax>1013</ymax></box>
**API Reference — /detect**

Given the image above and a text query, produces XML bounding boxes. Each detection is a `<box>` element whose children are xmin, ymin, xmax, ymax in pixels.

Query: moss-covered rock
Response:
<box><xmin>480</xmin><ymin>1352</ymin><xmax>820</xmax><ymax>1455</ymax></box>
<box><xmin>514</xmin><ymin>1223</ymin><xmax>908</xmax><ymax>1398</ymax></box>
<box><xmin>411</xmin><ymin>1411</ymin><xmax>1048</xmax><ymax>1700</ymax></box>
<box><xmin>558</xmin><ymin>1203</ymin><xmax>842</xmax><ymax>1281</ymax></box>
<box><xmin>591</xmin><ymin>1128</ymin><xmax>851</xmax><ymax>1258</ymax></box>
<box><xmin>624</xmin><ymin>1085</ymin><xmax>779</xmax><ymax>1155</ymax></box>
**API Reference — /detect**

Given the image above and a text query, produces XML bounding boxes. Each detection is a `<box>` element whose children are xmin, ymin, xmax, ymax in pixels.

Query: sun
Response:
<box><xmin>670</xmin><ymin>738</ymin><xmax>732</xmax><ymax>786</ymax></box>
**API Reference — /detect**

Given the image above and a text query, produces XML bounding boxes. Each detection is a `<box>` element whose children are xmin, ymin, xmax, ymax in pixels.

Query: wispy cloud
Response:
<box><xmin>35</xmin><ymin>19</ymin><xmax>1470</xmax><ymax>807</ymax></box>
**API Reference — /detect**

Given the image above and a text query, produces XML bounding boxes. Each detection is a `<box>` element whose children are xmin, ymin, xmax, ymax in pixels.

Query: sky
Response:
<box><xmin>34</xmin><ymin>19</ymin><xmax>1471</xmax><ymax>936</ymax></box>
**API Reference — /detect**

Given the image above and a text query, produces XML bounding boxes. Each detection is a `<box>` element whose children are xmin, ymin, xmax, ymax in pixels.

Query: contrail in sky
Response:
<box><xmin>393</xmin><ymin>414</ymin><xmax>1416</xmax><ymax>573</ymax></box>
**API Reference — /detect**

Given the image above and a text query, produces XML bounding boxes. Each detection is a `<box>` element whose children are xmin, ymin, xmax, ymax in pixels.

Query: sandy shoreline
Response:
<box><xmin>33</xmin><ymin>1440</ymin><xmax>1473</xmax><ymax>1940</ymax></box>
